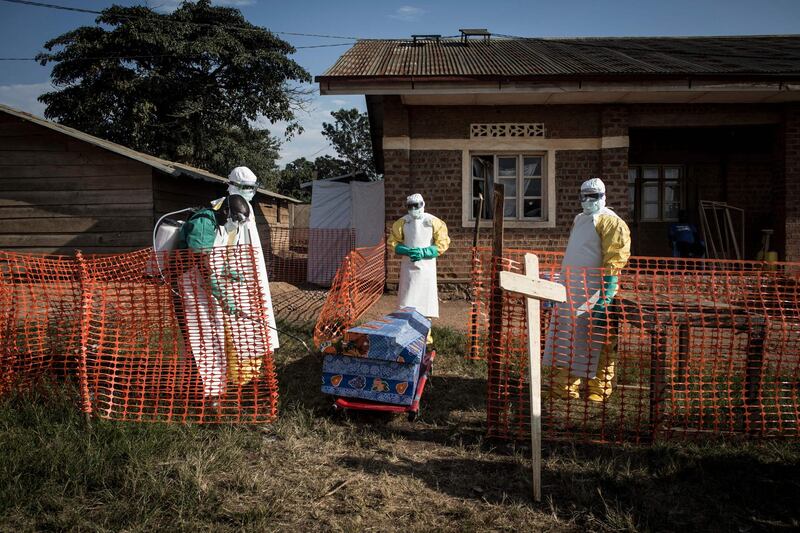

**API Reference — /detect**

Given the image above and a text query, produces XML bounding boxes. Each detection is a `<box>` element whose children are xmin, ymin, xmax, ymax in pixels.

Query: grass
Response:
<box><xmin>1</xmin><ymin>324</ymin><xmax>799</xmax><ymax>532</ymax></box>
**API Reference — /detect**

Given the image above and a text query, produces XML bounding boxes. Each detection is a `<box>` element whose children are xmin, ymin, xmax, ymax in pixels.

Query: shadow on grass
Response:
<box><xmin>335</xmin><ymin>438</ymin><xmax>800</xmax><ymax>531</ymax></box>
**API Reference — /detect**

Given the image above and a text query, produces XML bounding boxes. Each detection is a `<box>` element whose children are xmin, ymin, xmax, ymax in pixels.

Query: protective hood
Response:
<box><xmin>228</xmin><ymin>166</ymin><xmax>258</xmax><ymax>201</ymax></box>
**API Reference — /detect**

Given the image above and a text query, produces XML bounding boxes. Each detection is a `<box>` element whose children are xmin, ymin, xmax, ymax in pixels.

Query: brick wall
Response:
<box><xmin>380</xmin><ymin>100</ymin><xmax>794</xmax><ymax>289</ymax></box>
<box><xmin>785</xmin><ymin>105</ymin><xmax>800</xmax><ymax>262</ymax></box>
<box><xmin>407</xmin><ymin>104</ymin><xmax>601</xmax><ymax>139</ymax></box>
<box><xmin>383</xmin><ymin>148</ymin><xmax>615</xmax><ymax>288</ymax></box>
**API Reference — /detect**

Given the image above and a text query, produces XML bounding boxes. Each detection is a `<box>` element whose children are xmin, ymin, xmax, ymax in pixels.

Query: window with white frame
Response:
<box><xmin>628</xmin><ymin>165</ymin><xmax>683</xmax><ymax>222</ymax></box>
<box><xmin>470</xmin><ymin>153</ymin><xmax>546</xmax><ymax>221</ymax></box>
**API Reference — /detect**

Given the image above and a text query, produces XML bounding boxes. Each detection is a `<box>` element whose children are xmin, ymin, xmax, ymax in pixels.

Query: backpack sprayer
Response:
<box><xmin>150</xmin><ymin>206</ymin><xmax>312</xmax><ymax>354</ymax></box>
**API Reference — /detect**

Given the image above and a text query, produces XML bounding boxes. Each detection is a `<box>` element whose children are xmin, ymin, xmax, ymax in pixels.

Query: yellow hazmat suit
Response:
<box><xmin>387</xmin><ymin>194</ymin><xmax>450</xmax><ymax>344</ymax></box>
<box><xmin>543</xmin><ymin>178</ymin><xmax>631</xmax><ymax>402</ymax></box>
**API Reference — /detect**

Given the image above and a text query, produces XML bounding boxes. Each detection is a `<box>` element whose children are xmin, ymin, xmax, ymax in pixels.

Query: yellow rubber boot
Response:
<box><xmin>587</xmin><ymin>336</ymin><xmax>617</xmax><ymax>402</ymax></box>
<box><xmin>551</xmin><ymin>367</ymin><xmax>581</xmax><ymax>400</ymax></box>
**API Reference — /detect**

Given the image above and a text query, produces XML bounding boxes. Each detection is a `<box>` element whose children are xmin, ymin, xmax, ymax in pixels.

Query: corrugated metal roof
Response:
<box><xmin>317</xmin><ymin>35</ymin><xmax>800</xmax><ymax>80</ymax></box>
<box><xmin>0</xmin><ymin>104</ymin><xmax>302</xmax><ymax>204</ymax></box>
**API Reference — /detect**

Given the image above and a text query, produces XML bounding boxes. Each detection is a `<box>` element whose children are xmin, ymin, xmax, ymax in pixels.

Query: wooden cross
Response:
<box><xmin>498</xmin><ymin>253</ymin><xmax>567</xmax><ymax>503</ymax></box>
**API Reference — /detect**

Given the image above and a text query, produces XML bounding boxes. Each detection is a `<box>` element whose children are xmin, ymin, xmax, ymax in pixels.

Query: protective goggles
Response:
<box><xmin>407</xmin><ymin>202</ymin><xmax>423</xmax><ymax>209</ymax></box>
<box><xmin>231</xmin><ymin>181</ymin><xmax>258</xmax><ymax>191</ymax></box>
<box><xmin>580</xmin><ymin>192</ymin><xmax>605</xmax><ymax>201</ymax></box>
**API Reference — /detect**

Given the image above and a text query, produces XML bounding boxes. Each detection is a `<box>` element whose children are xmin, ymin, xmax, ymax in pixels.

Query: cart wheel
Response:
<box><xmin>407</xmin><ymin>411</ymin><xmax>418</xmax><ymax>422</ymax></box>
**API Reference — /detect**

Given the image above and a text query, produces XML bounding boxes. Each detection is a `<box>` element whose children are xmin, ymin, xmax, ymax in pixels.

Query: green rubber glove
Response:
<box><xmin>395</xmin><ymin>244</ymin><xmax>413</xmax><ymax>256</ymax></box>
<box><xmin>209</xmin><ymin>275</ymin><xmax>223</xmax><ymax>300</ymax></box>
<box><xmin>223</xmin><ymin>265</ymin><xmax>243</xmax><ymax>282</ymax></box>
<box><xmin>591</xmin><ymin>275</ymin><xmax>619</xmax><ymax>323</ymax></box>
<box><xmin>408</xmin><ymin>247</ymin><xmax>424</xmax><ymax>262</ymax></box>
<box><xmin>419</xmin><ymin>245</ymin><xmax>439</xmax><ymax>260</ymax></box>
<box><xmin>210</xmin><ymin>274</ymin><xmax>239</xmax><ymax>315</ymax></box>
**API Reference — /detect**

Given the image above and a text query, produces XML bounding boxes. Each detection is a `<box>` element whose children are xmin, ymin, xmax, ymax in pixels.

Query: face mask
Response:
<box><xmin>228</xmin><ymin>184</ymin><xmax>256</xmax><ymax>202</ymax></box>
<box><xmin>581</xmin><ymin>199</ymin><xmax>602</xmax><ymax>215</ymax></box>
<box><xmin>408</xmin><ymin>207</ymin><xmax>424</xmax><ymax>219</ymax></box>
<box><xmin>224</xmin><ymin>220</ymin><xmax>242</xmax><ymax>233</ymax></box>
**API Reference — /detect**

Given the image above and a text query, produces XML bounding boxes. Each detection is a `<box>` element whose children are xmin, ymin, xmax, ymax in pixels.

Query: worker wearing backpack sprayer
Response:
<box><xmin>171</xmin><ymin>167</ymin><xmax>280</xmax><ymax>402</ymax></box>
<box><xmin>218</xmin><ymin>166</ymin><xmax>280</xmax><ymax>352</ymax></box>
<box><xmin>543</xmin><ymin>178</ymin><xmax>631</xmax><ymax>402</ymax></box>
<box><xmin>388</xmin><ymin>193</ymin><xmax>450</xmax><ymax>346</ymax></box>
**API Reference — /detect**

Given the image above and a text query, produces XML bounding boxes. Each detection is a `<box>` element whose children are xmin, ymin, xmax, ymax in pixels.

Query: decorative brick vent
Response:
<box><xmin>470</xmin><ymin>123</ymin><xmax>546</xmax><ymax>138</ymax></box>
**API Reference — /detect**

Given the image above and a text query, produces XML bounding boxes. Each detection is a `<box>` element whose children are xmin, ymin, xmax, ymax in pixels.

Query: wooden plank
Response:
<box><xmin>0</xmin><ymin>151</ymin><xmax>129</xmax><ymax>166</ymax></box>
<box><xmin>499</xmin><ymin>271</ymin><xmax>567</xmax><ymax>302</ymax></box>
<box><xmin>154</xmin><ymin>175</ymin><xmax>222</xmax><ymax>195</ymax></box>
<box><xmin>0</xmin><ymin>163</ymin><xmax>147</xmax><ymax>178</ymax></box>
<box><xmin>0</xmin><ymin>135</ymin><xmax>70</xmax><ymax>151</ymax></box>
<box><xmin>0</xmin><ymin>231</ymin><xmax>151</xmax><ymax>248</ymax></box>
<box><xmin>0</xmin><ymin>175</ymin><xmax>152</xmax><ymax>191</ymax></box>
<box><xmin>2</xmin><ymin>246</ymin><xmax>140</xmax><ymax>256</ymax></box>
<box><xmin>154</xmin><ymin>189</ymin><xmax>220</xmax><ymax>206</ymax></box>
<box><xmin>524</xmin><ymin>254</ymin><xmax>542</xmax><ymax>503</ymax></box>
<box><xmin>0</xmin><ymin>122</ymin><xmax>49</xmax><ymax>136</ymax></box>
<box><xmin>486</xmin><ymin>182</ymin><xmax>505</xmax><ymax>432</ymax></box>
<box><xmin>0</xmin><ymin>204</ymin><xmax>154</xmax><ymax>218</ymax></box>
<box><xmin>0</xmin><ymin>216</ymin><xmax>153</xmax><ymax>234</ymax></box>
<box><xmin>0</xmin><ymin>190</ymin><xmax>152</xmax><ymax>206</ymax></box>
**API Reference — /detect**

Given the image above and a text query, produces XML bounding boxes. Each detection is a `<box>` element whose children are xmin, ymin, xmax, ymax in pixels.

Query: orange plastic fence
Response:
<box><xmin>1</xmin><ymin>245</ymin><xmax>279</xmax><ymax>423</ymax></box>
<box><xmin>313</xmin><ymin>241</ymin><xmax>386</xmax><ymax>348</ymax></box>
<box><xmin>469</xmin><ymin>247</ymin><xmax>800</xmax><ymax>443</ymax></box>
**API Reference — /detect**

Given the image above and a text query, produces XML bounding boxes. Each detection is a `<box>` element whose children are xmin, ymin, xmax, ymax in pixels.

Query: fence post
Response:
<box><xmin>486</xmin><ymin>183</ymin><xmax>505</xmax><ymax>434</ymax></box>
<box><xmin>469</xmin><ymin>194</ymin><xmax>484</xmax><ymax>360</ymax></box>
<box><xmin>74</xmin><ymin>250</ymin><xmax>94</xmax><ymax>423</ymax></box>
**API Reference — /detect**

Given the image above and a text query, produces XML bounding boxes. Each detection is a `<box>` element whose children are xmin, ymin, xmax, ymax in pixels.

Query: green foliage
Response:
<box><xmin>36</xmin><ymin>0</ymin><xmax>310</xmax><ymax>181</ymax></box>
<box><xmin>321</xmin><ymin>108</ymin><xmax>378</xmax><ymax>179</ymax></box>
<box><xmin>275</xmin><ymin>108</ymin><xmax>377</xmax><ymax>201</ymax></box>
<box><xmin>275</xmin><ymin>157</ymin><xmax>314</xmax><ymax>202</ymax></box>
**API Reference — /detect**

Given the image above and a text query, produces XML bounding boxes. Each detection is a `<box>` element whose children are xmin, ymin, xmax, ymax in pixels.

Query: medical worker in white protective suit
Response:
<box><xmin>221</xmin><ymin>167</ymin><xmax>279</xmax><ymax>352</ymax></box>
<box><xmin>543</xmin><ymin>178</ymin><xmax>631</xmax><ymax>402</ymax></box>
<box><xmin>388</xmin><ymin>194</ymin><xmax>450</xmax><ymax>345</ymax></box>
<box><xmin>178</xmin><ymin>168</ymin><xmax>278</xmax><ymax>400</ymax></box>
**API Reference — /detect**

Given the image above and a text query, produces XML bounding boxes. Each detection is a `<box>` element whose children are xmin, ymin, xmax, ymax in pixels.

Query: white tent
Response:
<box><xmin>307</xmin><ymin>178</ymin><xmax>385</xmax><ymax>286</ymax></box>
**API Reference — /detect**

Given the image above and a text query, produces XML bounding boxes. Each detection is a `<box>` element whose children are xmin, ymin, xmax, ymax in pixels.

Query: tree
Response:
<box><xmin>321</xmin><ymin>108</ymin><xmax>378</xmax><ymax>179</ymax></box>
<box><xmin>275</xmin><ymin>158</ymin><xmax>314</xmax><ymax>202</ymax></box>
<box><xmin>312</xmin><ymin>155</ymin><xmax>349</xmax><ymax>180</ymax></box>
<box><xmin>36</xmin><ymin>0</ymin><xmax>310</xmax><ymax>182</ymax></box>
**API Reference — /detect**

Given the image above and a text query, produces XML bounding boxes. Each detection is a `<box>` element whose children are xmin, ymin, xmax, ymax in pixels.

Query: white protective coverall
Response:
<box><xmin>178</xmin><ymin>200</ymin><xmax>278</xmax><ymax>398</ymax></box>
<box><xmin>224</xmin><ymin>167</ymin><xmax>279</xmax><ymax>351</ymax></box>
<box><xmin>543</xmin><ymin>178</ymin><xmax>630</xmax><ymax>401</ymax></box>
<box><xmin>388</xmin><ymin>194</ymin><xmax>450</xmax><ymax>319</ymax></box>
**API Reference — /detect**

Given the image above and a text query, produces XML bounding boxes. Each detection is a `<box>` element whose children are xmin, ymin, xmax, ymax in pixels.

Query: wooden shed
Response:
<box><xmin>0</xmin><ymin>104</ymin><xmax>300</xmax><ymax>255</ymax></box>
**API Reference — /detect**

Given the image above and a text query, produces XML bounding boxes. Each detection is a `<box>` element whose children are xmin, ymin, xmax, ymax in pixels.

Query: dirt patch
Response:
<box><xmin>270</xmin><ymin>281</ymin><xmax>328</xmax><ymax>325</ymax></box>
<box><xmin>270</xmin><ymin>282</ymin><xmax>473</xmax><ymax>332</ymax></box>
<box><xmin>361</xmin><ymin>295</ymin><xmax>472</xmax><ymax>331</ymax></box>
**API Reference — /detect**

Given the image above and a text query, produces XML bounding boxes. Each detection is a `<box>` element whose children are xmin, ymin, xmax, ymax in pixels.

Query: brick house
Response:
<box><xmin>317</xmin><ymin>34</ymin><xmax>800</xmax><ymax>289</ymax></box>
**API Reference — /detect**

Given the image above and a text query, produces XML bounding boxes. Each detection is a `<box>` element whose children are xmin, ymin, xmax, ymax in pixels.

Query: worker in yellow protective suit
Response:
<box><xmin>388</xmin><ymin>193</ymin><xmax>450</xmax><ymax>345</ymax></box>
<box><xmin>543</xmin><ymin>177</ymin><xmax>631</xmax><ymax>402</ymax></box>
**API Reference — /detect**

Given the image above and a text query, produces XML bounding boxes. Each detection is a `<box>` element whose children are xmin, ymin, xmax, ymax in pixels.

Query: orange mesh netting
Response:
<box><xmin>264</xmin><ymin>227</ymin><xmax>355</xmax><ymax>284</ymax></box>
<box><xmin>2</xmin><ymin>245</ymin><xmax>279</xmax><ymax>423</ymax></box>
<box><xmin>0</xmin><ymin>252</ymin><xmax>82</xmax><ymax>397</ymax></box>
<box><xmin>264</xmin><ymin>227</ymin><xmax>356</xmax><ymax>324</ymax></box>
<box><xmin>313</xmin><ymin>241</ymin><xmax>386</xmax><ymax>348</ymax></box>
<box><xmin>469</xmin><ymin>247</ymin><xmax>800</xmax><ymax>443</ymax></box>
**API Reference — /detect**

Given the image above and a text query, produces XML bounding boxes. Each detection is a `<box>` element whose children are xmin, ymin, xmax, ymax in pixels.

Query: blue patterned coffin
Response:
<box><xmin>321</xmin><ymin>354</ymin><xmax>419</xmax><ymax>405</ymax></box>
<box><xmin>342</xmin><ymin>308</ymin><xmax>430</xmax><ymax>364</ymax></box>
